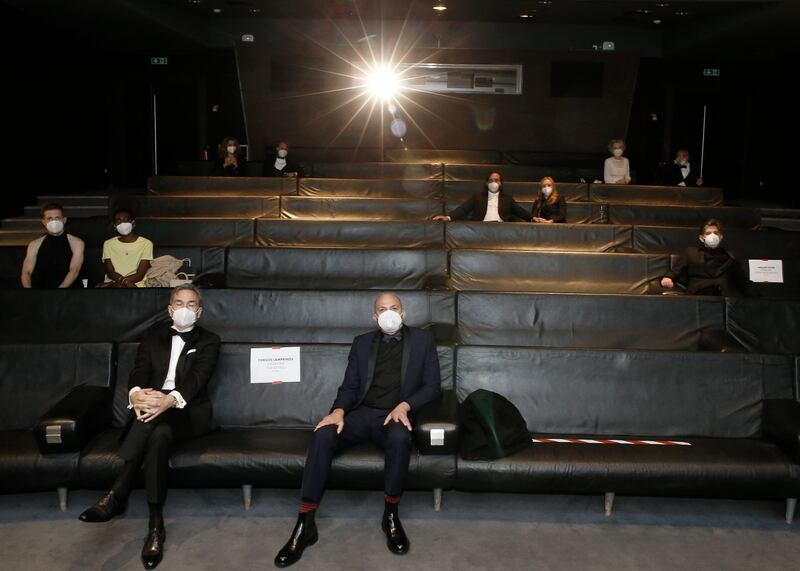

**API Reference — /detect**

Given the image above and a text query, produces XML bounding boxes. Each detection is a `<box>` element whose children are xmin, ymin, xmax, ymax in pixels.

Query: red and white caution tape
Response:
<box><xmin>531</xmin><ymin>437</ymin><xmax>691</xmax><ymax>446</ymax></box>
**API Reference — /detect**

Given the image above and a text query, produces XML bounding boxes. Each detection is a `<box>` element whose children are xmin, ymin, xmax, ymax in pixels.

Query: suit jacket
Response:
<box><xmin>660</xmin><ymin>162</ymin><xmax>698</xmax><ymax>187</ymax></box>
<box><xmin>448</xmin><ymin>190</ymin><xmax>531</xmax><ymax>222</ymax></box>
<box><xmin>263</xmin><ymin>154</ymin><xmax>304</xmax><ymax>177</ymax></box>
<box><xmin>332</xmin><ymin>326</ymin><xmax>441</xmax><ymax>416</ymax></box>
<box><xmin>664</xmin><ymin>245</ymin><xmax>745</xmax><ymax>295</ymax></box>
<box><xmin>129</xmin><ymin>322</ymin><xmax>221</xmax><ymax>436</ymax></box>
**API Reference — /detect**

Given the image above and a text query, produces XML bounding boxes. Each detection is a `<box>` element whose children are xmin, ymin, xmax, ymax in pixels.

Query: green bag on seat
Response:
<box><xmin>458</xmin><ymin>389</ymin><xmax>531</xmax><ymax>460</ymax></box>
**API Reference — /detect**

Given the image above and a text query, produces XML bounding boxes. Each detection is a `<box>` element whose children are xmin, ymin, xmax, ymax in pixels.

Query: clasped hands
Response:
<box><xmin>131</xmin><ymin>388</ymin><xmax>176</xmax><ymax>423</ymax></box>
<box><xmin>314</xmin><ymin>402</ymin><xmax>413</xmax><ymax>434</ymax></box>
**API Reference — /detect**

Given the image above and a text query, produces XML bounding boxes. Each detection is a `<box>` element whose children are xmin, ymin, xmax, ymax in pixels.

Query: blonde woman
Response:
<box><xmin>531</xmin><ymin>177</ymin><xmax>566</xmax><ymax>223</ymax></box>
<box><xmin>604</xmin><ymin>139</ymin><xmax>631</xmax><ymax>184</ymax></box>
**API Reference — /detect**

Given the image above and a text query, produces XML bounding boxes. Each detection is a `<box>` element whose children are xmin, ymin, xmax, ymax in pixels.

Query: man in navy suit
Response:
<box><xmin>275</xmin><ymin>292</ymin><xmax>442</xmax><ymax>567</ymax></box>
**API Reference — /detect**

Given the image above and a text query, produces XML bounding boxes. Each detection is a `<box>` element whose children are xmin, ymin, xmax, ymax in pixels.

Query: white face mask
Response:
<box><xmin>487</xmin><ymin>181</ymin><xmax>500</xmax><ymax>193</ymax></box>
<box><xmin>703</xmin><ymin>233</ymin><xmax>721</xmax><ymax>249</ymax></box>
<box><xmin>377</xmin><ymin>310</ymin><xmax>403</xmax><ymax>335</ymax></box>
<box><xmin>612</xmin><ymin>148</ymin><xmax>624</xmax><ymax>157</ymax></box>
<box><xmin>226</xmin><ymin>145</ymin><xmax>237</xmax><ymax>155</ymax></box>
<box><xmin>542</xmin><ymin>186</ymin><xmax>553</xmax><ymax>197</ymax></box>
<box><xmin>172</xmin><ymin>307</ymin><xmax>198</xmax><ymax>330</ymax></box>
<box><xmin>116</xmin><ymin>222</ymin><xmax>133</xmax><ymax>236</ymax></box>
<box><xmin>46</xmin><ymin>220</ymin><xmax>64</xmax><ymax>235</ymax></box>
<box><xmin>277</xmin><ymin>149</ymin><xmax>288</xmax><ymax>158</ymax></box>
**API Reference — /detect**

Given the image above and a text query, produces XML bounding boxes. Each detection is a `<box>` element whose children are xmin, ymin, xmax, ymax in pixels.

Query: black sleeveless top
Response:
<box><xmin>31</xmin><ymin>233</ymin><xmax>79</xmax><ymax>288</ymax></box>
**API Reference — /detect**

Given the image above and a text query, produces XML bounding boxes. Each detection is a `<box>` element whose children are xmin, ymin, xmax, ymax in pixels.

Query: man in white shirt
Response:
<box><xmin>79</xmin><ymin>284</ymin><xmax>221</xmax><ymax>570</ymax></box>
<box><xmin>661</xmin><ymin>149</ymin><xmax>704</xmax><ymax>187</ymax></box>
<box><xmin>433</xmin><ymin>172</ymin><xmax>531</xmax><ymax>222</ymax></box>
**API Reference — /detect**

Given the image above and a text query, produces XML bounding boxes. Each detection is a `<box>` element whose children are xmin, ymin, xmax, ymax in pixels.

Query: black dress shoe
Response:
<box><xmin>141</xmin><ymin>526</ymin><xmax>166</xmax><ymax>570</ymax></box>
<box><xmin>274</xmin><ymin>512</ymin><xmax>318</xmax><ymax>568</ymax></box>
<box><xmin>382</xmin><ymin>503</ymin><xmax>409</xmax><ymax>555</ymax></box>
<box><xmin>79</xmin><ymin>491</ymin><xmax>127</xmax><ymax>522</ymax></box>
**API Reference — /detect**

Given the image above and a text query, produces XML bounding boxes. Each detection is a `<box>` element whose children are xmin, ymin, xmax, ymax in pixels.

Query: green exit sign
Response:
<box><xmin>703</xmin><ymin>68</ymin><xmax>720</xmax><ymax>77</ymax></box>
<box><xmin>150</xmin><ymin>57</ymin><xmax>169</xmax><ymax>65</ymax></box>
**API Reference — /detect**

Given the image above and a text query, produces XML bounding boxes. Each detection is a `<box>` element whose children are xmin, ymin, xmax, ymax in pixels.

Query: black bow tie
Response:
<box><xmin>170</xmin><ymin>329</ymin><xmax>193</xmax><ymax>342</ymax></box>
<box><xmin>382</xmin><ymin>331</ymin><xmax>403</xmax><ymax>343</ymax></box>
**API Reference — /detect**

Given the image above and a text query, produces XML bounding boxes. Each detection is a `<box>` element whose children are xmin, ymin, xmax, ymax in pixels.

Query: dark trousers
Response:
<box><xmin>117</xmin><ymin>408</ymin><xmax>193</xmax><ymax>504</ymax></box>
<box><xmin>689</xmin><ymin>277</ymin><xmax>742</xmax><ymax>297</ymax></box>
<box><xmin>300</xmin><ymin>406</ymin><xmax>412</xmax><ymax>504</ymax></box>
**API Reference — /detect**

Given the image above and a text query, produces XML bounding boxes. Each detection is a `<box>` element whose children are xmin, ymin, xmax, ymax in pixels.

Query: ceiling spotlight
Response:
<box><xmin>520</xmin><ymin>9</ymin><xmax>536</xmax><ymax>18</ymax></box>
<box><xmin>365</xmin><ymin>65</ymin><xmax>400</xmax><ymax>101</ymax></box>
<box><xmin>674</xmin><ymin>10</ymin><xmax>689</xmax><ymax>16</ymax></box>
<box><xmin>538</xmin><ymin>1</ymin><xmax>552</xmax><ymax>5</ymax></box>
<box><xmin>653</xmin><ymin>19</ymin><xmax>662</xmax><ymax>25</ymax></box>
<box><xmin>250</xmin><ymin>8</ymin><xmax>260</xmax><ymax>15</ymax></box>
<box><xmin>635</xmin><ymin>9</ymin><xmax>651</xmax><ymax>15</ymax></box>
<box><xmin>212</xmin><ymin>7</ymin><xmax>221</xmax><ymax>14</ymax></box>
<box><xmin>433</xmin><ymin>2</ymin><xmax>447</xmax><ymax>12</ymax></box>
<box><xmin>655</xmin><ymin>2</ymin><xmax>670</xmax><ymax>7</ymax></box>
<box><xmin>188</xmin><ymin>0</ymin><xmax>202</xmax><ymax>5</ymax></box>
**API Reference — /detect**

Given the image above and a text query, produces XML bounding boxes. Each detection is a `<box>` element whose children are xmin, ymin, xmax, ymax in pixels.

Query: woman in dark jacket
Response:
<box><xmin>531</xmin><ymin>177</ymin><xmax>567</xmax><ymax>223</ymax></box>
<box><xmin>213</xmin><ymin>136</ymin><xmax>247</xmax><ymax>176</ymax></box>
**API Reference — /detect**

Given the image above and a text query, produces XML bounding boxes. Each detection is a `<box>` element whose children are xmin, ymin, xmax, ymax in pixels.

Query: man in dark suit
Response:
<box><xmin>660</xmin><ymin>218</ymin><xmax>746</xmax><ymax>296</ymax></box>
<box><xmin>274</xmin><ymin>292</ymin><xmax>442</xmax><ymax>568</ymax></box>
<box><xmin>263</xmin><ymin>141</ymin><xmax>304</xmax><ymax>177</ymax></box>
<box><xmin>79</xmin><ymin>284</ymin><xmax>221</xmax><ymax>570</ymax></box>
<box><xmin>433</xmin><ymin>171</ymin><xmax>532</xmax><ymax>222</ymax></box>
<box><xmin>660</xmin><ymin>148</ymin><xmax>704</xmax><ymax>187</ymax></box>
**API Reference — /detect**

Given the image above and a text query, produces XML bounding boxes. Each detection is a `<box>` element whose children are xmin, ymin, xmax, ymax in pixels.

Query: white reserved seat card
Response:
<box><xmin>748</xmin><ymin>259</ymin><xmax>784</xmax><ymax>283</ymax></box>
<box><xmin>250</xmin><ymin>346</ymin><xmax>301</xmax><ymax>384</ymax></box>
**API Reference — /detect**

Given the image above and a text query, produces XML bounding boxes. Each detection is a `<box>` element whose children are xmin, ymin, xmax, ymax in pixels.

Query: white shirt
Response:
<box><xmin>678</xmin><ymin>161</ymin><xmax>690</xmax><ymax>187</ymax></box>
<box><xmin>274</xmin><ymin>157</ymin><xmax>287</xmax><ymax>171</ymax></box>
<box><xmin>128</xmin><ymin>326</ymin><xmax>191</xmax><ymax>410</ymax></box>
<box><xmin>483</xmin><ymin>191</ymin><xmax>503</xmax><ymax>222</ymax></box>
<box><xmin>604</xmin><ymin>156</ymin><xmax>631</xmax><ymax>184</ymax></box>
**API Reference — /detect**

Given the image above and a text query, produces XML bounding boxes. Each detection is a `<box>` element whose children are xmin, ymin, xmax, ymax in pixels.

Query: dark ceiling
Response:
<box><xmin>2</xmin><ymin>0</ymin><xmax>796</xmax><ymax>58</ymax></box>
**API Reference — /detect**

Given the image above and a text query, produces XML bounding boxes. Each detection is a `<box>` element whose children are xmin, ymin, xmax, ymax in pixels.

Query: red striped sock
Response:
<box><xmin>384</xmin><ymin>495</ymin><xmax>401</xmax><ymax>505</ymax></box>
<box><xmin>299</xmin><ymin>501</ymin><xmax>318</xmax><ymax>513</ymax></box>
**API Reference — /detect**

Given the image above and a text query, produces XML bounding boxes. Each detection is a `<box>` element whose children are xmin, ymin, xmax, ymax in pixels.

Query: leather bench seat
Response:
<box><xmin>0</xmin><ymin>430</ymin><xmax>79</xmax><ymax>493</ymax></box>
<box><xmin>456</xmin><ymin>292</ymin><xmax>725</xmax><ymax>351</ymax></box>
<box><xmin>449</xmin><ymin>250</ymin><xmax>669</xmax><ymax>294</ymax></box>
<box><xmin>445</xmin><ymin>222</ymin><xmax>629</xmax><ymax>252</ymax></box>
<box><xmin>0</xmin><ymin>343</ymin><xmax>113</xmax><ymax>494</ymax></box>
<box><xmin>590</xmin><ymin>184</ymin><xmax>724</xmax><ymax>206</ymax></box>
<box><xmin>298</xmin><ymin>178</ymin><xmax>443</xmax><ymax>199</ymax></box>
<box><xmin>457</xmin><ymin>436</ymin><xmax>799</xmax><ymax>499</ymax></box>
<box><xmin>609</xmin><ymin>204</ymin><xmax>760</xmax><ymax>228</ymax></box>
<box><xmin>168</xmin><ymin>428</ymin><xmax>454</xmax><ymax>490</ymax></box>
<box><xmin>147</xmin><ymin>175</ymin><xmax>295</xmax><ymax>196</ymax></box>
<box><xmin>454</xmin><ymin>345</ymin><xmax>800</xmax><ymax>504</ymax></box>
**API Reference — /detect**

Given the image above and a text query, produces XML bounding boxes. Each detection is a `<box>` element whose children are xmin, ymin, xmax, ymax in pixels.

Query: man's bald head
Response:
<box><xmin>373</xmin><ymin>292</ymin><xmax>404</xmax><ymax>322</ymax></box>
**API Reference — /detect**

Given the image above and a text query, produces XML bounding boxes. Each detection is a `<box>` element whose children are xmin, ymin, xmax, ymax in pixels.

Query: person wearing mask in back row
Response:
<box><xmin>273</xmin><ymin>292</ymin><xmax>441</xmax><ymax>568</ymax></box>
<box><xmin>264</xmin><ymin>141</ymin><xmax>304</xmax><ymax>177</ymax></box>
<box><xmin>604</xmin><ymin>138</ymin><xmax>631</xmax><ymax>184</ymax></box>
<box><xmin>214</xmin><ymin>136</ymin><xmax>246</xmax><ymax>176</ymax></box>
<box><xmin>531</xmin><ymin>177</ymin><xmax>567</xmax><ymax>223</ymax></box>
<box><xmin>99</xmin><ymin>208</ymin><xmax>153</xmax><ymax>288</ymax></box>
<box><xmin>79</xmin><ymin>285</ymin><xmax>221</xmax><ymax>570</ymax></box>
<box><xmin>21</xmin><ymin>202</ymin><xmax>85</xmax><ymax>288</ymax></box>
<box><xmin>660</xmin><ymin>218</ymin><xmax>746</xmax><ymax>296</ymax></box>
<box><xmin>432</xmin><ymin>171</ymin><xmax>532</xmax><ymax>222</ymax></box>
<box><xmin>660</xmin><ymin>148</ymin><xmax>704</xmax><ymax>187</ymax></box>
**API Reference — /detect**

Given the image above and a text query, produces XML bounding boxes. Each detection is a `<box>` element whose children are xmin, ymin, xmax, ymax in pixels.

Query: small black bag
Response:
<box><xmin>459</xmin><ymin>389</ymin><xmax>531</xmax><ymax>460</ymax></box>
